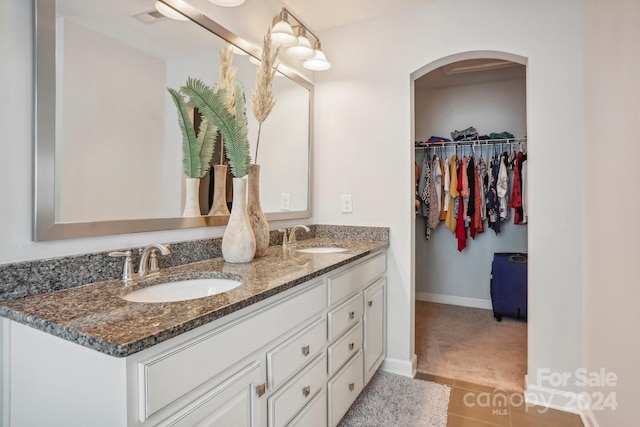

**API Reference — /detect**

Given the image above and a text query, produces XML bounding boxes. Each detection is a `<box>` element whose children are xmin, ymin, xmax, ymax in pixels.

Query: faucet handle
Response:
<box><xmin>109</xmin><ymin>250</ymin><xmax>134</xmax><ymax>284</ymax></box>
<box><xmin>278</xmin><ymin>229</ymin><xmax>289</xmax><ymax>247</ymax></box>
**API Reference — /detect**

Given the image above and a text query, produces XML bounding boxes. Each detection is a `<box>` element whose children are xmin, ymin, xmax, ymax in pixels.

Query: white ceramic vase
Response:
<box><xmin>182</xmin><ymin>177</ymin><xmax>201</xmax><ymax>217</ymax></box>
<box><xmin>247</xmin><ymin>164</ymin><xmax>270</xmax><ymax>258</ymax></box>
<box><xmin>222</xmin><ymin>177</ymin><xmax>256</xmax><ymax>263</ymax></box>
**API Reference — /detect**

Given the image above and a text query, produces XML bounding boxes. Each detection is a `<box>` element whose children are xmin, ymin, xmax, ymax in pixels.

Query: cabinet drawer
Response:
<box><xmin>267</xmin><ymin>317</ymin><xmax>327</xmax><ymax>390</ymax></box>
<box><xmin>327</xmin><ymin>322</ymin><xmax>362</xmax><ymax>377</ymax></box>
<box><xmin>268</xmin><ymin>355</ymin><xmax>327</xmax><ymax>427</ymax></box>
<box><xmin>139</xmin><ymin>281</ymin><xmax>326</xmax><ymax>421</ymax></box>
<box><xmin>328</xmin><ymin>293</ymin><xmax>363</xmax><ymax>341</ymax></box>
<box><xmin>328</xmin><ymin>351</ymin><xmax>364</xmax><ymax>427</ymax></box>
<box><xmin>328</xmin><ymin>253</ymin><xmax>385</xmax><ymax>306</ymax></box>
<box><xmin>287</xmin><ymin>389</ymin><xmax>327</xmax><ymax>427</ymax></box>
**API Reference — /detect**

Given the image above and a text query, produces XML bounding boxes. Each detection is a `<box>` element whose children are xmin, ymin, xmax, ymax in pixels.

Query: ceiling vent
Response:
<box><xmin>132</xmin><ymin>9</ymin><xmax>166</xmax><ymax>24</ymax></box>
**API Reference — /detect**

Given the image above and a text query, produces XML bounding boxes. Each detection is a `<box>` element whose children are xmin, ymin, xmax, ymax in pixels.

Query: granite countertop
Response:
<box><xmin>0</xmin><ymin>238</ymin><xmax>387</xmax><ymax>358</ymax></box>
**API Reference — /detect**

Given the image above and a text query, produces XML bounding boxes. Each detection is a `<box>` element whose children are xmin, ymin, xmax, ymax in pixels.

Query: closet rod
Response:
<box><xmin>414</xmin><ymin>138</ymin><xmax>527</xmax><ymax>149</ymax></box>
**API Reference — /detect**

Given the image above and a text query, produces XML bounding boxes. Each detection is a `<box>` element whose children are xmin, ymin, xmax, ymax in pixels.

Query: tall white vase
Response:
<box><xmin>222</xmin><ymin>177</ymin><xmax>256</xmax><ymax>263</ymax></box>
<box><xmin>183</xmin><ymin>177</ymin><xmax>201</xmax><ymax>217</ymax></box>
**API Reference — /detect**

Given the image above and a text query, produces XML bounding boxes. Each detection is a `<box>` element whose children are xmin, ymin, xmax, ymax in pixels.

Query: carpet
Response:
<box><xmin>415</xmin><ymin>301</ymin><xmax>527</xmax><ymax>391</ymax></box>
<box><xmin>338</xmin><ymin>370</ymin><xmax>451</xmax><ymax>427</ymax></box>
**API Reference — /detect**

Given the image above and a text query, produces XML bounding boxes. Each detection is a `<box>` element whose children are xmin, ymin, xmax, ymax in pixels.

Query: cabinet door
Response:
<box><xmin>363</xmin><ymin>278</ymin><xmax>386</xmax><ymax>384</ymax></box>
<box><xmin>158</xmin><ymin>360</ymin><xmax>266</xmax><ymax>427</ymax></box>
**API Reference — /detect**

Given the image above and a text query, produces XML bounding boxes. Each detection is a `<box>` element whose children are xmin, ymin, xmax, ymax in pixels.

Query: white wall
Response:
<box><xmin>415</xmin><ymin>77</ymin><xmax>528</xmax><ymax>303</ymax></box>
<box><xmin>0</xmin><ymin>0</ymin><xmax>310</xmax><ymax>265</ymax></box>
<box><xmin>583</xmin><ymin>0</ymin><xmax>640</xmax><ymax>425</ymax></box>
<box><xmin>415</xmin><ymin>77</ymin><xmax>527</xmax><ymax>140</ymax></box>
<box><xmin>312</xmin><ymin>0</ymin><xmax>584</xmax><ymax>396</ymax></box>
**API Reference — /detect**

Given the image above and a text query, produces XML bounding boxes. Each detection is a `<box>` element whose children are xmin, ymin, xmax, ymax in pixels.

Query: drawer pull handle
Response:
<box><xmin>348</xmin><ymin>342</ymin><xmax>355</xmax><ymax>351</ymax></box>
<box><xmin>256</xmin><ymin>383</ymin><xmax>266</xmax><ymax>397</ymax></box>
<box><xmin>302</xmin><ymin>386</ymin><xmax>311</xmax><ymax>398</ymax></box>
<box><xmin>368</xmin><ymin>300</ymin><xmax>373</xmax><ymax>307</ymax></box>
<box><xmin>301</xmin><ymin>345</ymin><xmax>310</xmax><ymax>356</ymax></box>
<box><xmin>348</xmin><ymin>311</ymin><xmax>355</xmax><ymax>320</ymax></box>
<box><xmin>348</xmin><ymin>382</ymin><xmax>355</xmax><ymax>392</ymax></box>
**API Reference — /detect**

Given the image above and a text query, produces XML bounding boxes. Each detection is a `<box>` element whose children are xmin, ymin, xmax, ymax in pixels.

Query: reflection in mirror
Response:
<box><xmin>34</xmin><ymin>0</ymin><xmax>312</xmax><ymax>240</ymax></box>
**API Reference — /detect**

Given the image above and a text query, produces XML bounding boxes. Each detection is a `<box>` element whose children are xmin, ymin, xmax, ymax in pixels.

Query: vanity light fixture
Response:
<box><xmin>209</xmin><ymin>0</ymin><xmax>245</xmax><ymax>7</ymax></box>
<box><xmin>270</xmin><ymin>9</ymin><xmax>298</xmax><ymax>46</ymax></box>
<box><xmin>270</xmin><ymin>8</ymin><xmax>331</xmax><ymax>71</ymax></box>
<box><xmin>154</xmin><ymin>1</ymin><xmax>189</xmax><ymax>20</ymax></box>
<box><xmin>303</xmin><ymin>41</ymin><xmax>331</xmax><ymax>71</ymax></box>
<box><xmin>286</xmin><ymin>27</ymin><xmax>315</xmax><ymax>59</ymax></box>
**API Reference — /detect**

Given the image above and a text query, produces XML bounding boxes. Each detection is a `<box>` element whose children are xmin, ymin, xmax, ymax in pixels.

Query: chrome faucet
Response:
<box><xmin>138</xmin><ymin>243</ymin><xmax>171</xmax><ymax>279</ymax></box>
<box><xmin>283</xmin><ymin>225</ymin><xmax>310</xmax><ymax>247</ymax></box>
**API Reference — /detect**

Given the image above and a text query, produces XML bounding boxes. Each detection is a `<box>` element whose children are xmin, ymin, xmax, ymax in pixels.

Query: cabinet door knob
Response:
<box><xmin>302</xmin><ymin>385</ymin><xmax>311</xmax><ymax>397</ymax></box>
<box><xmin>368</xmin><ymin>300</ymin><xmax>373</xmax><ymax>307</ymax></box>
<box><xmin>348</xmin><ymin>342</ymin><xmax>355</xmax><ymax>351</ymax></box>
<box><xmin>256</xmin><ymin>383</ymin><xmax>266</xmax><ymax>397</ymax></box>
<box><xmin>348</xmin><ymin>382</ymin><xmax>355</xmax><ymax>392</ymax></box>
<box><xmin>301</xmin><ymin>345</ymin><xmax>310</xmax><ymax>356</ymax></box>
<box><xmin>348</xmin><ymin>311</ymin><xmax>355</xmax><ymax>320</ymax></box>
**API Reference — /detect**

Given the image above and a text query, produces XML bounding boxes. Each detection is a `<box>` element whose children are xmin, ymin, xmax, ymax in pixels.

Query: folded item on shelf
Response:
<box><xmin>489</xmin><ymin>131</ymin><xmax>515</xmax><ymax>140</ymax></box>
<box><xmin>427</xmin><ymin>136</ymin><xmax>452</xmax><ymax>143</ymax></box>
<box><xmin>451</xmin><ymin>127</ymin><xmax>478</xmax><ymax>141</ymax></box>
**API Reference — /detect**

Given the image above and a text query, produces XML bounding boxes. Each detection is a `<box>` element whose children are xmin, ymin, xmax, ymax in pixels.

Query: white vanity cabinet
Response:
<box><xmin>1</xmin><ymin>250</ymin><xmax>386</xmax><ymax>427</ymax></box>
<box><xmin>326</xmin><ymin>252</ymin><xmax>386</xmax><ymax>426</ymax></box>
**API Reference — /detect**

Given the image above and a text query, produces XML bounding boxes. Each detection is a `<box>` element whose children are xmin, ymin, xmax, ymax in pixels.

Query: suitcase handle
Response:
<box><xmin>508</xmin><ymin>254</ymin><xmax>527</xmax><ymax>263</ymax></box>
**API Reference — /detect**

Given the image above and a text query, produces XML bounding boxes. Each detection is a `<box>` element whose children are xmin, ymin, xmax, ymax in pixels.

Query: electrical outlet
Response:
<box><xmin>341</xmin><ymin>194</ymin><xmax>353</xmax><ymax>213</ymax></box>
<box><xmin>281</xmin><ymin>193</ymin><xmax>290</xmax><ymax>211</ymax></box>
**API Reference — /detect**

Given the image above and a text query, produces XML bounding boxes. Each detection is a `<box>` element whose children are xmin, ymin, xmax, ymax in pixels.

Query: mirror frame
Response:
<box><xmin>34</xmin><ymin>0</ymin><xmax>313</xmax><ymax>241</ymax></box>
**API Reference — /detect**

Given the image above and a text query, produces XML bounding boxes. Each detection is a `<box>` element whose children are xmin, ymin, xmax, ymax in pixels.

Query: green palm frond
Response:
<box><xmin>181</xmin><ymin>78</ymin><xmax>250</xmax><ymax>178</ymax></box>
<box><xmin>167</xmin><ymin>87</ymin><xmax>201</xmax><ymax>178</ymax></box>
<box><xmin>197</xmin><ymin>118</ymin><xmax>217</xmax><ymax>176</ymax></box>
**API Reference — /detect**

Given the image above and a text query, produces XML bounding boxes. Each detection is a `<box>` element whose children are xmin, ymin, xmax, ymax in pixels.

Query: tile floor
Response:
<box><xmin>415</xmin><ymin>372</ymin><xmax>585</xmax><ymax>427</ymax></box>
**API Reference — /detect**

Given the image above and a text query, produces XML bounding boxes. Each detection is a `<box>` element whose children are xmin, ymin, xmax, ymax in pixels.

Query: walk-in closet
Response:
<box><xmin>413</xmin><ymin>58</ymin><xmax>529</xmax><ymax>391</ymax></box>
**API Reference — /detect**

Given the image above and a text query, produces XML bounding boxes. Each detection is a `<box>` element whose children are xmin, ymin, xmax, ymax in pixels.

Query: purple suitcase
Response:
<box><xmin>490</xmin><ymin>253</ymin><xmax>527</xmax><ymax>322</ymax></box>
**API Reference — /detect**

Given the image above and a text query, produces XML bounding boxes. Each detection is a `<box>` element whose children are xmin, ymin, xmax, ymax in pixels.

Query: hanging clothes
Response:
<box><xmin>433</xmin><ymin>157</ymin><xmax>443</xmax><ymax>214</ymax></box>
<box><xmin>428</xmin><ymin>157</ymin><xmax>440</xmax><ymax>230</ymax></box>
<box><xmin>456</xmin><ymin>159</ymin><xmax>467</xmax><ymax>251</ymax></box>
<box><xmin>417</xmin><ymin>156</ymin><xmax>429</xmax><ymax>216</ymax></box>
<box><xmin>521</xmin><ymin>155</ymin><xmax>528</xmax><ymax>224</ymax></box>
<box><xmin>420</xmin><ymin>159</ymin><xmax>432</xmax><ymax>240</ymax></box>
<box><xmin>487</xmin><ymin>156</ymin><xmax>501</xmax><ymax>234</ymax></box>
<box><xmin>497</xmin><ymin>152</ymin><xmax>509</xmax><ymax>220</ymax></box>
<box><xmin>439</xmin><ymin>157</ymin><xmax>448</xmax><ymax>221</ymax></box>
<box><xmin>415</xmin><ymin>162</ymin><xmax>420</xmax><ymax>213</ymax></box>
<box><xmin>445</xmin><ymin>154</ymin><xmax>458</xmax><ymax>232</ymax></box>
<box><xmin>508</xmin><ymin>151</ymin><xmax>524</xmax><ymax>224</ymax></box>
<box><xmin>477</xmin><ymin>156</ymin><xmax>488</xmax><ymax>221</ymax></box>
<box><xmin>471</xmin><ymin>157</ymin><xmax>484</xmax><ymax>238</ymax></box>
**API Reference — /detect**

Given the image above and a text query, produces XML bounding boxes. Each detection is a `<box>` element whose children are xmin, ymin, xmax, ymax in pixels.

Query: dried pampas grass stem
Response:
<box><xmin>251</xmin><ymin>30</ymin><xmax>279</xmax><ymax>163</ymax></box>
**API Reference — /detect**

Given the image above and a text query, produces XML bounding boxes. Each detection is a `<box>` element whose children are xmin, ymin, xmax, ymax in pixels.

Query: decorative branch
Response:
<box><xmin>251</xmin><ymin>30</ymin><xmax>279</xmax><ymax>163</ymax></box>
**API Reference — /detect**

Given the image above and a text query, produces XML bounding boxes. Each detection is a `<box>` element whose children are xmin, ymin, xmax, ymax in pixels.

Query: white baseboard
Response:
<box><xmin>525</xmin><ymin>374</ymin><xmax>600</xmax><ymax>426</ymax></box>
<box><xmin>416</xmin><ymin>291</ymin><xmax>492</xmax><ymax>310</ymax></box>
<box><xmin>381</xmin><ymin>354</ymin><xmax>416</xmax><ymax>378</ymax></box>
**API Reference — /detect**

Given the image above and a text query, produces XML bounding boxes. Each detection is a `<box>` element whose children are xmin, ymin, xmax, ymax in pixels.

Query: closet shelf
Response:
<box><xmin>414</xmin><ymin>138</ymin><xmax>527</xmax><ymax>149</ymax></box>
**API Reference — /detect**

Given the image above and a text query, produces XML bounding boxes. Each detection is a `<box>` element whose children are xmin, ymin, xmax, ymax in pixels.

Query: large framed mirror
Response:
<box><xmin>34</xmin><ymin>0</ymin><xmax>312</xmax><ymax>241</ymax></box>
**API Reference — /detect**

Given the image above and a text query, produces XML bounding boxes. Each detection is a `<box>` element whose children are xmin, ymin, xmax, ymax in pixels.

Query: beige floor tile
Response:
<box><xmin>448</xmin><ymin>386</ymin><xmax>511</xmax><ymax>426</ymax></box>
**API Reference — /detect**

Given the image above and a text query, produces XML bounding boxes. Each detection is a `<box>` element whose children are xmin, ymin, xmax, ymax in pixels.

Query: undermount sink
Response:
<box><xmin>295</xmin><ymin>247</ymin><xmax>348</xmax><ymax>254</ymax></box>
<box><xmin>123</xmin><ymin>277</ymin><xmax>242</xmax><ymax>303</ymax></box>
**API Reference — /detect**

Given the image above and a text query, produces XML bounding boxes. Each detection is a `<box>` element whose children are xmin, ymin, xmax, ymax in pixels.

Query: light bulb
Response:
<box><xmin>270</xmin><ymin>10</ymin><xmax>297</xmax><ymax>46</ymax></box>
<box><xmin>155</xmin><ymin>1</ymin><xmax>188</xmax><ymax>21</ymax></box>
<box><xmin>208</xmin><ymin>0</ymin><xmax>245</xmax><ymax>7</ymax></box>
<box><xmin>286</xmin><ymin>28</ymin><xmax>315</xmax><ymax>60</ymax></box>
<box><xmin>303</xmin><ymin>43</ymin><xmax>331</xmax><ymax>71</ymax></box>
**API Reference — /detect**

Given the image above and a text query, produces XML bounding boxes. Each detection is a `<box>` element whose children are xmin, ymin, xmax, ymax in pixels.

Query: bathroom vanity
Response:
<box><xmin>0</xmin><ymin>238</ymin><xmax>387</xmax><ymax>427</ymax></box>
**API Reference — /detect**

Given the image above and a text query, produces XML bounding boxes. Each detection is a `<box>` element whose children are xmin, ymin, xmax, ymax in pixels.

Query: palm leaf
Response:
<box><xmin>181</xmin><ymin>78</ymin><xmax>250</xmax><ymax>178</ymax></box>
<box><xmin>197</xmin><ymin>118</ymin><xmax>217</xmax><ymax>177</ymax></box>
<box><xmin>167</xmin><ymin>87</ymin><xmax>200</xmax><ymax>178</ymax></box>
